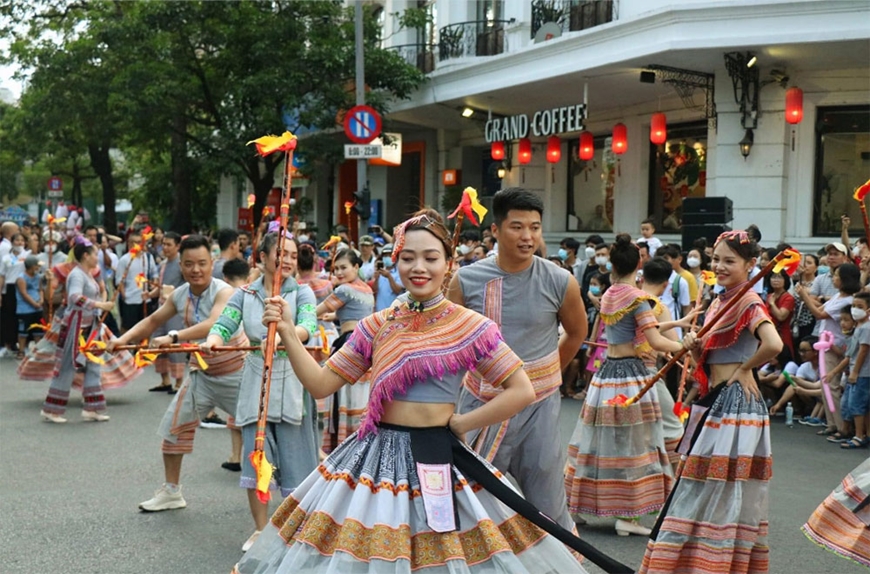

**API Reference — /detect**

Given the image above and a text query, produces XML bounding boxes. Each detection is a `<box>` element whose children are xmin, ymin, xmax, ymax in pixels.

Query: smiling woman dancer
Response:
<box><xmin>316</xmin><ymin>248</ymin><xmax>374</xmax><ymax>454</ymax></box>
<box><xmin>640</xmin><ymin>230</ymin><xmax>782</xmax><ymax>574</ymax></box>
<box><xmin>232</xmin><ymin>209</ymin><xmax>591</xmax><ymax>574</ymax></box>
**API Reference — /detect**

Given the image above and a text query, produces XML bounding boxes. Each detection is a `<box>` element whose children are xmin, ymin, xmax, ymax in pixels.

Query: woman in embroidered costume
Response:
<box><xmin>639</xmin><ymin>230</ymin><xmax>782</xmax><ymax>574</ymax></box>
<box><xmin>233</xmin><ymin>209</ymin><xmax>591</xmax><ymax>574</ymax></box>
<box><xmin>564</xmin><ymin>234</ymin><xmax>688</xmax><ymax>536</ymax></box>
<box><xmin>39</xmin><ymin>238</ymin><xmax>141</xmax><ymax>423</ymax></box>
<box><xmin>203</xmin><ymin>230</ymin><xmax>319</xmax><ymax>552</ymax></box>
<box><xmin>316</xmin><ymin>248</ymin><xmax>374</xmax><ymax>454</ymax></box>
<box><xmin>802</xmin><ymin>458</ymin><xmax>870</xmax><ymax>567</ymax></box>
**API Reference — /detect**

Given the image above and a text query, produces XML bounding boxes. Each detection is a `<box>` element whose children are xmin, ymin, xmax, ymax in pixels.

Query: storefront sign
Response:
<box><xmin>485</xmin><ymin>103</ymin><xmax>586</xmax><ymax>142</ymax></box>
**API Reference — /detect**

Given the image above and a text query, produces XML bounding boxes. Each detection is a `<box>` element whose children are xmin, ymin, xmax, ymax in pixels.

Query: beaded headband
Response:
<box><xmin>266</xmin><ymin>220</ymin><xmax>294</xmax><ymax>240</ymax></box>
<box><xmin>715</xmin><ymin>229</ymin><xmax>751</xmax><ymax>247</ymax></box>
<box><xmin>391</xmin><ymin>214</ymin><xmax>450</xmax><ymax>263</ymax></box>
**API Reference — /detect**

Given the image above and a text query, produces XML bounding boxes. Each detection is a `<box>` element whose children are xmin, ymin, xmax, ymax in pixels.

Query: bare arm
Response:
<box><xmin>110</xmin><ymin>299</ymin><xmax>179</xmax><ymax>349</ymax></box>
<box><xmin>557</xmin><ymin>276</ymin><xmax>587</xmax><ymax>369</ymax></box>
<box><xmin>728</xmin><ymin>321</ymin><xmax>782</xmax><ymax>399</ymax></box>
<box><xmin>446</xmin><ymin>272</ymin><xmax>465</xmax><ymax>306</ymax></box>
<box><xmin>848</xmin><ymin>343</ymin><xmax>870</xmax><ymax>383</ymax></box>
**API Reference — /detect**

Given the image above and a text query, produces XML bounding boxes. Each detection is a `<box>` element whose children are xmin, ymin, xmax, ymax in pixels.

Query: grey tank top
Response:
<box><xmin>605</xmin><ymin>301</ymin><xmax>653</xmax><ymax>344</ymax></box>
<box><xmin>333</xmin><ymin>281</ymin><xmax>374</xmax><ymax>323</ymax></box>
<box><xmin>394</xmin><ymin>371</ymin><xmax>466</xmax><ymax>404</ymax></box>
<box><xmin>170</xmin><ymin>278</ymin><xmax>231</xmax><ymax>331</ymax></box>
<box><xmin>707</xmin><ymin>328</ymin><xmax>758</xmax><ymax>364</ymax></box>
<box><xmin>456</xmin><ymin>257</ymin><xmax>569</xmax><ymax>361</ymax></box>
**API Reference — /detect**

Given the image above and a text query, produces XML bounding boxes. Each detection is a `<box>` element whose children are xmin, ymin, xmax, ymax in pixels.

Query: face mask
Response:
<box><xmin>852</xmin><ymin>308</ymin><xmax>868</xmax><ymax>321</ymax></box>
<box><xmin>853</xmin><ymin>246</ymin><xmax>862</xmax><ymax>257</ymax></box>
<box><xmin>585</xmin><ymin>246</ymin><xmax>595</xmax><ymax>259</ymax></box>
<box><xmin>458</xmin><ymin>244</ymin><xmax>472</xmax><ymax>256</ymax></box>
<box><xmin>381</xmin><ymin>256</ymin><xmax>393</xmax><ymax>268</ymax></box>
<box><xmin>298</xmin><ymin>234</ymin><xmax>309</xmax><ymax>243</ymax></box>
<box><xmin>605</xmin><ymin>261</ymin><xmax>613</xmax><ymax>272</ymax></box>
<box><xmin>817</xmin><ymin>265</ymin><xmax>830</xmax><ymax>275</ymax></box>
<box><xmin>557</xmin><ymin>248</ymin><xmax>569</xmax><ymax>262</ymax></box>
<box><xmin>11</xmin><ymin>245</ymin><xmax>22</xmax><ymax>254</ymax></box>
<box><xmin>594</xmin><ymin>255</ymin><xmax>608</xmax><ymax>267</ymax></box>
<box><xmin>686</xmin><ymin>257</ymin><xmax>701</xmax><ymax>268</ymax></box>
<box><xmin>589</xmin><ymin>285</ymin><xmax>601</xmax><ymax>296</ymax></box>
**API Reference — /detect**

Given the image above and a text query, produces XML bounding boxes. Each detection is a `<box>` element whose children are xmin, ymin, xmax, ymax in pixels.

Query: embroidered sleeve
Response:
<box><xmin>295</xmin><ymin>285</ymin><xmax>317</xmax><ymax>342</ymax></box>
<box><xmin>471</xmin><ymin>321</ymin><xmax>524</xmax><ymax>387</ymax></box>
<box><xmin>67</xmin><ymin>270</ymin><xmax>96</xmax><ymax>311</ymax></box>
<box><xmin>325</xmin><ymin>313</ymin><xmax>379</xmax><ymax>384</ymax></box>
<box><xmin>747</xmin><ymin>301</ymin><xmax>773</xmax><ymax>334</ymax></box>
<box><xmin>634</xmin><ymin>301</ymin><xmax>658</xmax><ymax>331</ymax></box>
<box><xmin>320</xmin><ymin>285</ymin><xmax>347</xmax><ymax>312</ymax></box>
<box><xmin>210</xmin><ymin>289</ymin><xmax>244</xmax><ymax>343</ymax></box>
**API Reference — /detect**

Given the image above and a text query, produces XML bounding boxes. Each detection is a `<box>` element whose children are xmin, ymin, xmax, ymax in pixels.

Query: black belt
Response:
<box><xmin>379</xmin><ymin>423</ymin><xmax>633</xmax><ymax>574</ymax></box>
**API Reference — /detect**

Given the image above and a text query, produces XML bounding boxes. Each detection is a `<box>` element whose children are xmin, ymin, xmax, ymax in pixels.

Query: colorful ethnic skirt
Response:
<box><xmin>639</xmin><ymin>381</ymin><xmax>772</xmax><ymax>574</ymax></box>
<box><xmin>564</xmin><ymin>356</ymin><xmax>673</xmax><ymax>518</ymax></box>
<box><xmin>802</xmin><ymin>457</ymin><xmax>870</xmax><ymax>567</ymax></box>
<box><xmin>320</xmin><ymin>331</ymin><xmax>370</xmax><ymax>454</ymax></box>
<box><xmin>233</xmin><ymin>423</ymin><xmax>590</xmax><ymax>574</ymax></box>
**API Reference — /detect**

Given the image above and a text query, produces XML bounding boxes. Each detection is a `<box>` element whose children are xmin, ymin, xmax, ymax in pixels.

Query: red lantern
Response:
<box><xmin>650</xmin><ymin>113</ymin><xmax>667</xmax><ymax>145</ymax></box>
<box><xmin>546</xmin><ymin>136</ymin><xmax>561</xmax><ymax>163</ymax></box>
<box><xmin>612</xmin><ymin>123</ymin><xmax>627</xmax><ymax>155</ymax></box>
<box><xmin>578</xmin><ymin>131</ymin><xmax>594</xmax><ymax>161</ymax></box>
<box><xmin>491</xmin><ymin>141</ymin><xmax>505</xmax><ymax>160</ymax></box>
<box><xmin>785</xmin><ymin>87</ymin><xmax>803</xmax><ymax>124</ymax></box>
<box><xmin>518</xmin><ymin>137</ymin><xmax>532</xmax><ymax>164</ymax></box>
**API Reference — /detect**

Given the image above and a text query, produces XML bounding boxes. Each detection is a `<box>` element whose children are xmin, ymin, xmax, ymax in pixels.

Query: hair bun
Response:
<box><xmin>614</xmin><ymin>233</ymin><xmax>633</xmax><ymax>248</ymax></box>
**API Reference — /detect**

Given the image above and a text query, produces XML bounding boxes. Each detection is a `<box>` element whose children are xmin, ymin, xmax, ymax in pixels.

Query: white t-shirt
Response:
<box><xmin>796</xmin><ymin>361</ymin><xmax>819</xmax><ymax>381</ymax></box>
<box><xmin>644</xmin><ymin>236</ymin><xmax>663</xmax><ymax>257</ymax></box>
<box><xmin>661</xmin><ymin>270</ymin><xmax>690</xmax><ymax>337</ymax></box>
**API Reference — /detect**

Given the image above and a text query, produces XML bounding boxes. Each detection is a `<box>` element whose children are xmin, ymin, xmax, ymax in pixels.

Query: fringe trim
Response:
<box><xmin>359</xmin><ymin>321</ymin><xmax>504</xmax><ymax>437</ymax></box>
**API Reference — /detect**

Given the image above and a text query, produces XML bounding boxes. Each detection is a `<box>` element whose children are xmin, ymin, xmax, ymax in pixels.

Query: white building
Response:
<box><xmin>223</xmin><ymin>0</ymin><xmax>870</xmax><ymax>253</ymax></box>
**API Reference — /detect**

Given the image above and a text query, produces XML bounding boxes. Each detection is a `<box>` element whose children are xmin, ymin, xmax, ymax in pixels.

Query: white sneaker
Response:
<box><xmin>0</xmin><ymin>347</ymin><xmax>8</xmax><ymax>359</ymax></box>
<box><xmin>139</xmin><ymin>485</ymin><xmax>187</xmax><ymax>512</ymax></box>
<box><xmin>81</xmin><ymin>410</ymin><xmax>110</xmax><ymax>422</ymax></box>
<box><xmin>40</xmin><ymin>410</ymin><xmax>67</xmax><ymax>424</ymax></box>
<box><xmin>615</xmin><ymin>518</ymin><xmax>652</xmax><ymax>537</ymax></box>
<box><xmin>242</xmin><ymin>530</ymin><xmax>262</xmax><ymax>552</ymax></box>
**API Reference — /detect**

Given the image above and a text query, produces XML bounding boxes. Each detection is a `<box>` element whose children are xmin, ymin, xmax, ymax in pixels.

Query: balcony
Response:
<box><xmin>530</xmin><ymin>0</ymin><xmax>615</xmax><ymax>39</ymax></box>
<box><xmin>438</xmin><ymin>20</ymin><xmax>513</xmax><ymax>62</ymax></box>
<box><xmin>387</xmin><ymin>43</ymin><xmax>436</xmax><ymax>74</ymax></box>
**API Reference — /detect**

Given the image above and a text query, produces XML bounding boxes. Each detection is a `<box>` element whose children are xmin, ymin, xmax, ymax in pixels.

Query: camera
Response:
<box><xmin>368</xmin><ymin>226</ymin><xmax>380</xmax><ymax>234</ymax></box>
<box><xmin>376</xmin><ymin>260</ymin><xmax>384</xmax><ymax>271</ymax></box>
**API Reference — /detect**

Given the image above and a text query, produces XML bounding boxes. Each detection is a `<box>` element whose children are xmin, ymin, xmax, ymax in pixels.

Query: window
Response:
<box><xmin>567</xmin><ymin>136</ymin><xmax>615</xmax><ymax>232</ymax></box>
<box><xmin>647</xmin><ymin>121</ymin><xmax>708</xmax><ymax>232</ymax></box>
<box><xmin>813</xmin><ymin>105</ymin><xmax>870</xmax><ymax>236</ymax></box>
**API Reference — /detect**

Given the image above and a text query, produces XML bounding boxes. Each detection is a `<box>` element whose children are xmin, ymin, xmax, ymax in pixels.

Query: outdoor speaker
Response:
<box><xmin>683</xmin><ymin>197</ymin><xmax>733</xmax><ymax>225</ymax></box>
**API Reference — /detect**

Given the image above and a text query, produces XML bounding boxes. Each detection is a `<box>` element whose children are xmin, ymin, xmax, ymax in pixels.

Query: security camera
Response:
<box><xmin>769</xmin><ymin>69</ymin><xmax>789</xmax><ymax>86</ymax></box>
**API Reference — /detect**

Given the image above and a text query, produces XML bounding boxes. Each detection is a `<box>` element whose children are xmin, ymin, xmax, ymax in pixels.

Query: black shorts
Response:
<box><xmin>120</xmin><ymin>302</ymin><xmax>145</xmax><ymax>330</ymax></box>
<box><xmin>17</xmin><ymin>312</ymin><xmax>44</xmax><ymax>336</ymax></box>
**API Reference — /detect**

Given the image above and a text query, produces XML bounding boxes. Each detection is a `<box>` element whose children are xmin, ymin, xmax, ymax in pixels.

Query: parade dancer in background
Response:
<box><xmin>106</xmin><ymin>235</ymin><xmax>248</xmax><ymax>511</ymax></box>
<box><xmin>148</xmin><ymin>231</ymin><xmax>187</xmax><ymax>393</ymax></box>
<box><xmin>40</xmin><ymin>238</ymin><xmax>138</xmax><ymax>423</ymax></box>
<box><xmin>233</xmin><ymin>209</ymin><xmax>593</xmax><ymax>574</ymax></box>
<box><xmin>640</xmin><ymin>230</ymin><xmax>782</xmax><ymax>574</ymax></box>
<box><xmin>564</xmin><ymin>238</ymin><xmax>687</xmax><ymax>536</ymax></box>
<box><xmin>447</xmin><ymin>188</ymin><xmax>587</xmax><ymax>532</ymax></box>
<box><xmin>203</xmin><ymin>229</ymin><xmax>318</xmax><ymax>552</ymax></box>
<box><xmin>316</xmin><ymin>248</ymin><xmax>374</xmax><ymax>454</ymax></box>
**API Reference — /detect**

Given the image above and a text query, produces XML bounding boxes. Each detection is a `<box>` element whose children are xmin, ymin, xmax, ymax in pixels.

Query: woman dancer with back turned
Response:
<box><xmin>640</xmin><ymin>230</ymin><xmax>782</xmax><ymax>574</ymax></box>
<box><xmin>233</xmin><ymin>209</ymin><xmax>589</xmax><ymax>573</ymax></box>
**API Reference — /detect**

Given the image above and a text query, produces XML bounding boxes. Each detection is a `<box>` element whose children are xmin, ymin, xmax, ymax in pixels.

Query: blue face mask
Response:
<box><xmin>382</xmin><ymin>256</ymin><xmax>393</xmax><ymax>268</ymax></box>
<box><xmin>817</xmin><ymin>265</ymin><xmax>830</xmax><ymax>275</ymax></box>
<box><xmin>590</xmin><ymin>285</ymin><xmax>601</xmax><ymax>296</ymax></box>
<box><xmin>605</xmin><ymin>261</ymin><xmax>613</xmax><ymax>272</ymax></box>
<box><xmin>557</xmin><ymin>248</ymin><xmax>569</xmax><ymax>262</ymax></box>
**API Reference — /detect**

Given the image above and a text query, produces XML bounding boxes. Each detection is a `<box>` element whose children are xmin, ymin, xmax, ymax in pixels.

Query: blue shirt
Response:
<box><xmin>16</xmin><ymin>271</ymin><xmax>42</xmax><ymax>314</ymax></box>
<box><xmin>375</xmin><ymin>267</ymin><xmax>403</xmax><ymax>312</ymax></box>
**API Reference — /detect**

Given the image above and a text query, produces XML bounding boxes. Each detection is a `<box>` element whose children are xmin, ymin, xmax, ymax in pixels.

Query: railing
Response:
<box><xmin>438</xmin><ymin>20</ymin><xmax>512</xmax><ymax>62</ymax></box>
<box><xmin>530</xmin><ymin>0</ymin><xmax>615</xmax><ymax>39</ymax></box>
<box><xmin>386</xmin><ymin>43</ymin><xmax>436</xmax><ymax>74</ymax></box>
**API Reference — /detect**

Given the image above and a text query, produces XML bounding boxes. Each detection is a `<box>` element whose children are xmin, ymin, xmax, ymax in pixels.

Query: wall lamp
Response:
<box><xmin>739</xmin><ymin>129</ymin><xmax>754</xmax><ymax>160</ymax></box>
<box><xmin>461</xmin><ymin>107</ymin><xmax>475</xmax><ymax>118</ymax></box>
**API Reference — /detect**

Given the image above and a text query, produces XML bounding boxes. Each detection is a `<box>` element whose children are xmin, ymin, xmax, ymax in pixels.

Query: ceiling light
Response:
<box><xmin>746</xmin><ymin>55</ymin><xmax>757</xmax><ymax>68</ymax></box>
<box><xmin>461</xmin><ymin>107</ymin><xmax>475</xmax><ymax>118</ymax></box>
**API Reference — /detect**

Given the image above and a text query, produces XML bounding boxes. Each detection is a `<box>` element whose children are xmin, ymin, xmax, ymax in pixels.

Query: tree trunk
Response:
<box><xmin>170</xmin><ymin>113</ymin><xmax>192</xmax><ymax>233</ymax></box>
<box><xmin>247</xmin><ymin>155</ymin><xmax>278</xmax><ymax>228</ymax></box>
<box><xmin>88</xmin><ymin>142</ymin><xmax>116</xmax><ymax>234</ymax></box>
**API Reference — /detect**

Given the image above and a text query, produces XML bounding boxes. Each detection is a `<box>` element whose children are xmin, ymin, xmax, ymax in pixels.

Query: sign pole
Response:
<box><xmin>354</xmin><ymin>0</ymin><xmax>368</xmax><ymax>244</ymax></box>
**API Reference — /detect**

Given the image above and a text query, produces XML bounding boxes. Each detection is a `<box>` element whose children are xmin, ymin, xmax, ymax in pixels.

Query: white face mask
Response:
<box><xmin>852</xmin><ymin>307</ymin><xmax>868</xmax><ymax>321</ymax></box>
<box><xmin>594</xmin><ymin>255</ymin><xmax>608</xmax><ymax>267</ymax></box>
<box><xmin>298</xmin><ymin>234</ymin><xmax>309</xmax><ymax>243</ymax></box>
<box><xmin>585</xmin><ymin>246</ymin><xmax>596</xmax><ymax>259</ymax></box>
<box><xmin>686</xmin><ymin>257</ymin><xmax>701</xmax><ymax>268</ymax></box>
<box><xmin>458</xmin><ymin>244</ymin><xmax>472</xmax><ymax>256</ymax></box>
<box><xmin>853</xmin><ymin>246</ymin><xmax>862</xmax><ymax>257</ymax></box>
<box><xmin>11</xmin><ymin>245</ymin><xmax>22</xmax><ymax>254</ymax></box>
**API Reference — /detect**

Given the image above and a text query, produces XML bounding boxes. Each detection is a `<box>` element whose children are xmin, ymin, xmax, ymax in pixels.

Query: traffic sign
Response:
<box><xmin>344</xmin><ymin>144</ymin><xmax>383</xmax><ymax>159</ymax></box>
<box><xmin>47</xmin><ymin>176</ymin><xmax>63</xmax><ymax>191</ymax></box>
<box><xmin>343</xmin><ymin>105</ymin><xmax>382</xmax><ymax>144</ymax></box>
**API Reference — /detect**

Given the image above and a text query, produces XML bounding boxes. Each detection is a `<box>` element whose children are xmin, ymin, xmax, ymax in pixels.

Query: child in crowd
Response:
<box><xmin>758</xmin><ymin>346</ymin><xmax>798</xmax><ymax>410</ymax></box>
<box><xmin>640</xmin><ymin>218</ymin><xmax>663</xmax><ymax>257</ymax></box>
<box><xmin>770</xmin><ymin>336</ymin><xmax>823</xmax><ymax>421</ymax></box>
<box><xmin>839</xmin><ymin>292</ymin><xmax>870</xmax><ymax>448</ymax></box>
<box><xmin>581</xmin><ymin>272</ymin><xmax>612</xmax><ymax>395</ymax></box>
<box><xmin>823</xmin><ymin>306</ymin><xmax>857</xmax><ymax>443</ymax></box>
<box><xmin>15</xmin><ymin>255</ymin><xmax>44</xmax><ymax>359</ymax></box>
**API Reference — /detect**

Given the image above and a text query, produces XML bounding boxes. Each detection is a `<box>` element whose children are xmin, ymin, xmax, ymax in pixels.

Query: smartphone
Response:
<box><xmin>368</xmin><ymin>226</ymin><xmax>378</xmax><ymax>234</ymax></box>
<box><xmin>376</xmin><ymin>260</ymin><xmax>384</xmax><ymax>270</ymax></box>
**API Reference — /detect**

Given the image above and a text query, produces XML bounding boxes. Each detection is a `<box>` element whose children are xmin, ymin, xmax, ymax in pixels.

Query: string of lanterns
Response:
<box><xmin>488</xmin><ymin>87</ymin><xmax>803</xmax><ymax>164</ymax></box>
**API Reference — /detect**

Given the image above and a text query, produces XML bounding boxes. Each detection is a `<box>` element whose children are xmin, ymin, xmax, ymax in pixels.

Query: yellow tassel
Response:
<box><xmin>193</xmin><ymin>351</ymin><xmax>209</xmax><ymax>371</ymax></box>
<box><xmin>249</xmin><ymin>449</ymin><xmax>274</xmax><ymax>504</ymax></box>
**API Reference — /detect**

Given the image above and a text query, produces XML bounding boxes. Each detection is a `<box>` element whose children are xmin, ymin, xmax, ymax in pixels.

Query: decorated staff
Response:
<box><xmin>853</xmin><ymin>178</ymin><xmax>870</xmax><ymax>251</ymax></box>
<box><xmin>45</xmin><ymin>213</ymin><xmax>66</xmax><ymax>320</ymax></box>
<box><xmin>672</xmin><ymin>269</ymin><xmax>717</xmax><ymax>421</ymax></box>
<box><xmin>245</xmin><ymin>130</ymin><xmax>298</xmax><ymax>503</ymax></box>
<box><xmin>444</xmin><ymin>187</ymin><xmax>487</xmax><ymax>291</ymax></box>
<box><xmin>609</xmin><ymin>247</ymin><xmax>802</xmax><ymax>407</ymax></box>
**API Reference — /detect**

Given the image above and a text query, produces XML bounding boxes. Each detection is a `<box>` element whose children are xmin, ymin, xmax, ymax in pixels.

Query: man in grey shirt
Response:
<box><xmin>448</xmin><ymin>188</ymin><xmax>587</xmax><ymax>531</ymax></box>
<box><xmin>149</xmin><ymin>232</ymin><xmax>187</xmax><ymax>393</ymax></box>
<box><xmin>212</xmin><ymin>228</ymin><xmax>240</xmax><ymax>279</ymax></box>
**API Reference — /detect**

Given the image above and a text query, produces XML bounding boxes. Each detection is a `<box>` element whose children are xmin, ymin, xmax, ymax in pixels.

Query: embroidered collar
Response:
<box><xmin>717</xmin><ymin>281</ymin><xmax>749</xmax><ymax>303</ymax></box>
<box><xmin>407</xmin><ymin>292</ymin><xmax>445</xmax><ymax>313</ymax></box>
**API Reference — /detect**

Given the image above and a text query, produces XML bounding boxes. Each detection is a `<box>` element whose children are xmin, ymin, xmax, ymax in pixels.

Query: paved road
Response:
<box><xmin>1</xmin><ymin>364</ymin><xmax>867</xmax><ymax>574</ymax></box>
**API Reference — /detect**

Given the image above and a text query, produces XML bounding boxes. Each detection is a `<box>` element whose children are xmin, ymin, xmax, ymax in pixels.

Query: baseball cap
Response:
<box><xmin>24</xmin><ymin>255</ymin><xmax>40</xmax><ymax>269</ymax></box>
<box><xmin>382</xmin><ymin>243</ymin><xmax>394</xmax><ymax>253</ymax></box>
<box><xmin>359</xmin><ymin>235</ymin><xmax>374</xmax><ymax>246</ymax></box>
<box><xmin>825</xmin><ymin>242</ymin><xmax>848</xmax><ymax>255</ymax></box>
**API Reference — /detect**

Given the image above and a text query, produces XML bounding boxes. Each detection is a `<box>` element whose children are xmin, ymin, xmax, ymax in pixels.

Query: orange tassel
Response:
<box><xmin>248</xmin><ymin>448</ymin><xmax>273</xmax><ymax>504</ymax></box>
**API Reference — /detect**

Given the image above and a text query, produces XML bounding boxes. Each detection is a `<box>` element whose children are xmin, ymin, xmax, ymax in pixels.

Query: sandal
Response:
<box><xmin>826</xmin><ymin>432</ymin><xmax>849</xmax><ymax>443</ymax></box>
<box><xmin>816</xmin><ymin>427</ymin><xmax>838</xmax><ymax>436</ymax></box>
<box><xmin>841</xmin><ymin>436</ymin><xmax>870</xmax><ymax>449</ymax></box>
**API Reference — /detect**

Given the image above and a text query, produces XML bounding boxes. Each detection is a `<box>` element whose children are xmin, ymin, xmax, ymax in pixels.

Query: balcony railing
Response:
<box><xmin>387</xmin><ymin>43</ymin><xmax>436</xmax><ymax>74</ymax></box>
<box><xmin>438</xmin><ymin>20</ymin><xmax>512</xmax><ymax>62</ymax></box>
<box><xmin>530</xmin><ymin>0</ymin><xmax>615</xmax><ymax>39</ymax></box>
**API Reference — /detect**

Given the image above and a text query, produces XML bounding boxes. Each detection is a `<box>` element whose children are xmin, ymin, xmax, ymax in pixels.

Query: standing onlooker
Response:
<box><xmin>357</xmin><ymin>235</ymin><xmax>377</xmax><ymax>281</ymax></box>
<box><xmin>839</xmin><ymin>291</ymin><xmax>870</xmax><ymax>449</ymax></box>
<box><xmin>15</xmin><ymin>255</ymin><xmax>44</xmax><ymax>359</ymax></box>
<box><xmin>792</xmin><ymin>253</ymin><xmax>818</xmax><ymax>342</ymax></box>
<box><xmin>657</xmin><ymin>244</ymin><xmax>692</xmax><ymax>336</ymax></box>
<box><xmin>559</xmin><ymin>237</ymin><xmax>582</xmax><ymax>280</ymax></box>
<box><xmin>810</xmin><ymin>242</ymin><xmax>848</xmax><ymax>314</ymax></box>
<box><xmin>0</xmin><ymin>221</ymin><xmax>20</xmax><ymax>262</ymax></box>
<box><xmin>640</xmin><ymin>218</ymin><xmax>663</xmax><ymax>257</ymax></box>
<box><xmin>212</xmin><ymin>228</ymin><xmax>240</xmax><ymax>280</ymax></box>
<box><xmin>766</xmin><ymin>270</ymin><xmax>796</xmax><ymax>357</ymax></box>
<box><xmin>0</xmin><ymin>232</ymin><xmax>27</xmax><ymax>357</ymax></box>
<box><xmin>115</xmin><ymin>230</ymin><xmax>159</xmax><ymax>333</ymax></box>
<box><xmin>371</xmin><ymin>243</ymin><xmax>403</xmax><ymax>312</ymax></box>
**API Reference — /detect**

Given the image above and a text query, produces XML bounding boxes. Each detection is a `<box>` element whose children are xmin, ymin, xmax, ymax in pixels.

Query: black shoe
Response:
<box><xmin>167</xmin><ymin>388</ymin><xmax>178</xmax><ymax>395</ymax></box>
<box><xmin>200</xmin><ymin>414</ymin><xmax>227</xmax><ymax>428</ymax></box>
<box><xmin>221</xmin><ymin>461</ymin><xmax>242</xmax><ymax>472</ymax></box>
<box><xmin>149</xmin><ymin>384</ymin><xmax>173</xmax><ymax>392</ymax></box>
